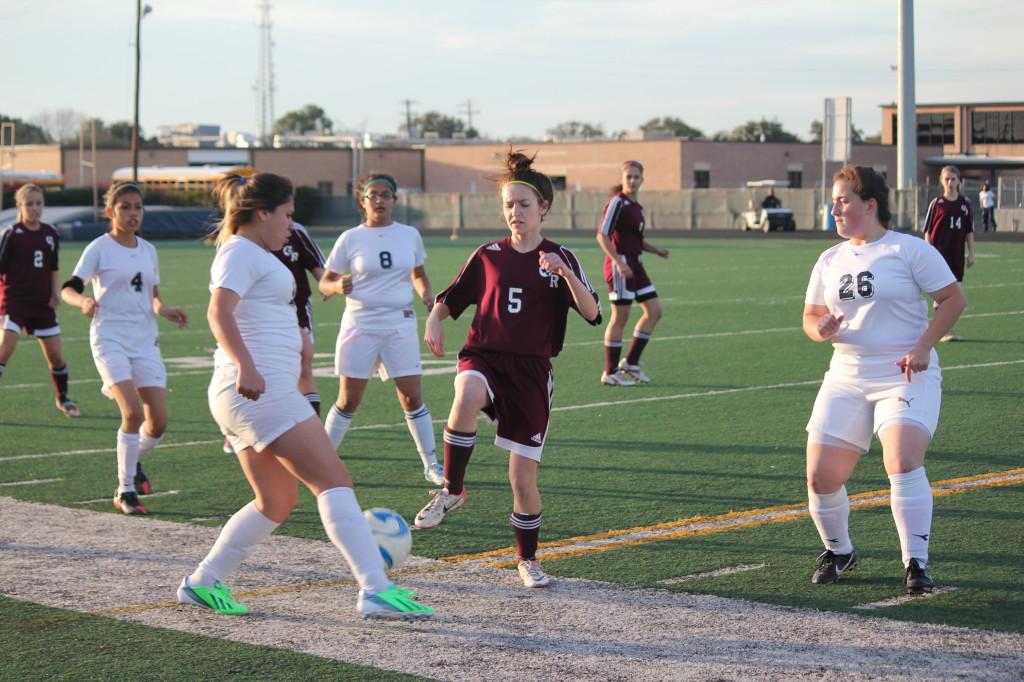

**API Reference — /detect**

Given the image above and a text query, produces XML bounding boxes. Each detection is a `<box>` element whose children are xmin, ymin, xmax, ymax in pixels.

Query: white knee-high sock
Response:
<box><xmin>324</xmin><ymin>405</ymin><xmax>354</xmax><ymax>450</ymax></box>
<box><xmin>404</xmin><ymin>404</ymin><xmax>438</xmax><ymax>467</ymax></box>
<box><xmin>889</xmin><ymin>467</ymin><xmax>933</xmax><ymax>567</ymax></box>
<box><xmin>316</xmin><ymin>486</ymin><xmax>390</xmax><ymax>594</ymax></box>
<box><xmin>116</xmin><ymin>430</ymin><xmax>141</xmax><ymax>493</ymax></box>
<box><xmin>138</xmin><ymin>430</ymin><xmax>163</xmax><ymax>460</ymax></box>
<box><xmin>189</xmin><ymin>501</ymin><xmax>279</xmax><ymax>587</ymax></box>
<box><xmin>808</xmin><ymin>486</ymin><xmax>853</xmax><ymax>555</ymax></box>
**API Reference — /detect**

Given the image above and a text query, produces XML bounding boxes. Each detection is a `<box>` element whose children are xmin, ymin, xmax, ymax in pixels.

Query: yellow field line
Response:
<box><xmin>441</xmin><ymin>467</ymin><xmax>1024</xmax><ymax>568</ymax></box>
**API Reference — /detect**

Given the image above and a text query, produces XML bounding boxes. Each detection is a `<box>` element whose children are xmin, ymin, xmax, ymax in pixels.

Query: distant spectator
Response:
<box><xmin>761</xmin><ymin>187</ymin><xmax>782</xmax><ymax>209</ymax></box>
<box><xmin>979</xmin><ymin>183</ymin><xmax>997</xmax><ymax>232</ymax></box>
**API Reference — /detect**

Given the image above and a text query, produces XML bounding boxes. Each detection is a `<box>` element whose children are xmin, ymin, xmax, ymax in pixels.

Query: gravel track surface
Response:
<box><xmin>2</xmin><ymin>496</ymin><xmax>1022</xmax><ymax>681</ymax></box>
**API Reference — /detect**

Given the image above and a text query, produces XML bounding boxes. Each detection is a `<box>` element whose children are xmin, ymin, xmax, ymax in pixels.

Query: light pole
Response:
<box><xmin>131</xmin><ymin>2</ymin><xmax>153</xmax><ymax>183</ymax></box>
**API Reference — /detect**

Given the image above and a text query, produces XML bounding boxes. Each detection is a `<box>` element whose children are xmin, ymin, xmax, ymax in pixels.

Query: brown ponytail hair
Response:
<box><xmin>496</xmin><ymin>149</ymin><xmax>554</xmax><ymax>210</ymax></box>
<box><xmin>212</xmin><ymin>172</ymin><xmax>293</xmax><ymax>247</ymax></box>
<box><xmin>833</xmin><ymin>165</ymin><xmax>892</xmax><ymax>228</ymax></box>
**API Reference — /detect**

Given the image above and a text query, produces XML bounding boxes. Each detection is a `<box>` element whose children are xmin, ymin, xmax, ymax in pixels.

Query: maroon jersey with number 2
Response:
<box><xmin>437</xmin><ymin>237</ymin><xmax>598</xmax><ymax>359</ymax></box>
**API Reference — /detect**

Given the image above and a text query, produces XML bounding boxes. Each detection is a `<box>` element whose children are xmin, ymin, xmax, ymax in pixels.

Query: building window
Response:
<box><xmin>787</xmin><ymin>171</ymin><xmax>802</xmax><ymax>188</ymax></box>
<box><xmin>693</xmin><ymin>170</ymin><xmax>709</xmax><ymax>188</ymax></box>
<box><xmin>972</xmin><ymin>111</ymin><xmax>1022</xmax><ymax>145</ymax></box>
<box><xmin>916</xmin><ymin>113</ymin><xmax>954</xmax><ymax>145</ymax></box>
<box><xmin>317</xmin><ymin>181</ymin><xmax>333</xmax><ymax>197</ymax></box>
<box><xmin>549</xmin><ymin>175</ymin><xmax>567</xmax><ymax>191</ymax></box>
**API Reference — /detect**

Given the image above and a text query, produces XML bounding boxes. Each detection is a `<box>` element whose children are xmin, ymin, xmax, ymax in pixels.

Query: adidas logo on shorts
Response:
<box><xmin>530</xmin><ymin>433</ymin><xmax>543</xmax><ymax>444</ymax></box>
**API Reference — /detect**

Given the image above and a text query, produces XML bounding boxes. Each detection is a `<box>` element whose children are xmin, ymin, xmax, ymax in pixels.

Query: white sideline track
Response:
<box><xmin>0</xmin><ymin>497</ymin><xmax>1021</xmax><ymax>681</ymax></box>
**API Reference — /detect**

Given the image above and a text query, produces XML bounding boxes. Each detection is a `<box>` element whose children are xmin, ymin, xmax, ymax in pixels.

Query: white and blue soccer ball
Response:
<box><xmin>363</xmin><ymin>508</ymin><xmax>412</xmax><ymax>571</ymax></box>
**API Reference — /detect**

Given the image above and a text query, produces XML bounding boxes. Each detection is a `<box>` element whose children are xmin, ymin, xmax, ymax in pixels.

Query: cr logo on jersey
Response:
<box><xmin>537</xmin><ymin>267</ymin><xmax>560</xmax><ymax>288</ymax></box>
<box><xmin>282</xmin><ymin>245</ymin><xmax>299</xmax><ymax>263</ymax></box>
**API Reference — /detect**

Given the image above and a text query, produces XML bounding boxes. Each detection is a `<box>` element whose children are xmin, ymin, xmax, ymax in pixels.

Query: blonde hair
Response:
<box><xmin>14</xmin><ymin>184</ymin><xmax>44</xmax><ymax>223</ymax></box>
<box><xmin>212</xmin><ymin>172</ymin><xmax>293</xmax><ymax>247</ymax></box>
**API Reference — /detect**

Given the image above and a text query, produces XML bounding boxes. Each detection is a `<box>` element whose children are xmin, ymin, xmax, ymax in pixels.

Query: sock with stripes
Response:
<box><xmin>808</xmin><ymin>485</ymin><xmax>853</xmax><ymax>555</ymax></box>
<box><xmin>443</xmin><ymin>428</ymin><xmax>476</xmax><ymax>495</ymax></box>
<box><xmin>625</xmin><ymin>331</ymin><xmax>651</xmax><ymax>366</ymax></box>
<box><xmin>116</xmin><ymin>430</ymin><xmax>141</xmax><ymax>494</ymax></box>
<box><xmin>304</xmin><ymin>392</ymin><xmax>321</xmax><ymax>416</ymax></box>
<box><xmin>324</xmin><ymin>405</ymin><xmax>354</xmax><ymax>450</ymax></box>
<box><xmin>889</xmin><ymin>467</ymin><xmax>933</xmax><ymax>567</ymax></box>
<box><xmin>511</xmin><ymin>512</ymin><xmax>542</xmax><ymax>561</ymax></box>
<box><xmin>604</xmin><ymin>341</ymin><xmax>623</xmax><ymax>374</ymax></box>
<box><xmin>189</xmin><ymin>500</ymin><xmax>279</xmax><ymax>587</ymax></box>
<box><xmin>50</xmin><ymin>364</ymin><xmax>70</xmax><ymax>402</ymax></box>
<box><xmin>405</xmin><ymin>404</ymin><xmax>438</xmax><ymax>468</ymax></box>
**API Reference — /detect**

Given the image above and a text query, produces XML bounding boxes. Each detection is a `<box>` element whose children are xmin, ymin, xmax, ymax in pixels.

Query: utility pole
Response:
<box><xmin>459</xmin><ymin>99</ymin><xmax>479</xmax><ymax>134</ymax></box>
<box><xmin>399</xmin><ymin>99</ymin><xmax>418</xmax><ymax>138</ymax></box>
<box><xmin>131</xmin><ymin>0</ymin><xmax>143</xmax><ymax>182</ymax></box>
<box><xmin>897</xmin><ymin>0</ymin><xmax>917</xmax><ymax>193</ymax></box>
<box><xmin>256</xmin><ymin>1</ymin><xmax>276</xmax><ymax>146</ymax></box>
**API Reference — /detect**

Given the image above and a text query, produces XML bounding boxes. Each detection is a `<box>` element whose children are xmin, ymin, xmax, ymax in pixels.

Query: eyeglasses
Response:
<box><xmin>364</xmin><ymin>191</ymin><xmax>395</xmax><ymax>201</ymax></box>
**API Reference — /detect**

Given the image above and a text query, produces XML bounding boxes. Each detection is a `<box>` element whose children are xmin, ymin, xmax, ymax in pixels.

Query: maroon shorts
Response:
<box><xmin>604</xmin><ymin>254</ymin><xmax>657</xmax><ymax>304</ymax></box>
<box><xmin>456</xmin><ymin>348</ymin><xmax>553</xmax><ymax>461</ymax></box>
<box><xmin>1</xmin><ymin>301</ymin><xmax>59</xmax><ymax>337</ymax></box>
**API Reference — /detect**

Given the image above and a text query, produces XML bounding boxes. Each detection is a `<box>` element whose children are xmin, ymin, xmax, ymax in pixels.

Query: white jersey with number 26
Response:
<box><xmin>805</xmin><ymin>230</ymin><xmax>955</xmax><ymax>365</ymax></box>
<box><xmin>324</xmin><ymin>222</ymin><xmax>426</xmax><ymax>330</ymax></box>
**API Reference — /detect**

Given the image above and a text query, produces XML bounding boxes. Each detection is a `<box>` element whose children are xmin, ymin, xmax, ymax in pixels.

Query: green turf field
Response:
<box><xmin>1</xmin><ymin>233</ymin><xmax>1021</xmax><ymax>675</ymax></box>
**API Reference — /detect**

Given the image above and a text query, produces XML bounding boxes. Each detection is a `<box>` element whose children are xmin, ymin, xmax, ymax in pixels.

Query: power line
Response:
<box><xmin>459</xmin><ymin>99</ymin><xmax>480</xmax><ymax>133</ymax></box>
<box><xmin>398</xmin><ymin>99</ymin><xmax>418</xmax><ymax>137</ymax></box>
<box><xmin>255</xmin><ymin>1</ymin><xmax>276</xmax><ymax>145</ymax></box>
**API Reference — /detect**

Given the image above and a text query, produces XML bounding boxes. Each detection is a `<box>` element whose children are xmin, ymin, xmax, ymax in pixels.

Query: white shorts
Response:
<box><xmin>208</xmin><ymin>368</ymin><xmax>315</xmax><ymax>453</ymax></box>
<box><xmin>91</xmin><ymin>334</ymin><xmax>166</xmax><ymax>396</ymax></box>
<box><xmin>334</xmin><ymin>323</ymin><xmax>422</xmax><ymax>381</ymax></box>
<box><xmin>806</xmin><ymin>363</ymin><xmax>942</xmax><ymax>454</ymax></box>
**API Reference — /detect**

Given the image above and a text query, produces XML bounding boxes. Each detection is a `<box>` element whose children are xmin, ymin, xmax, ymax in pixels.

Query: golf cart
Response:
<box><xmin>737</xmin><ymin>180</ymin><xmax>796</xmax><ymax>232</ymax></box>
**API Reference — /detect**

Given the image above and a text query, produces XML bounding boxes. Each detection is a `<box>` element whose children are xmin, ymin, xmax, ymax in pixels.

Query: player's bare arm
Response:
<box><xmin>642</xmin><ymin>241</ymin><xmax>669</xmax><ymax>259</ymax></box>
<box><xmin>208</xmin><ymin>287</ymin><xmax>265</xmax><ymax>400</ymax></box>
<box><xmin>423</xmin><ymin>302</ymin><xmax>451</xmax><ymax>358</ymax></box>
<box><xmin>896</xmin><ymin>283</ymin><xmax>968</xmax><ymax>381</ymax></box>
<box><xmin>596</xmin><ymin>232</ymin><xmax>632</xmax><ymax>279</ymax></box>
<box><xmin>411</xmin><ymin>265</ymin><xmax>434</xmax><ymax>311</ymax></box>
<box><xmin>539</xmin><ymin>252</ymin><xmax>600</xmax><ymax>322</ymax></box>
<box><xmin>49</xmin><ymin>270</ymin><xmax>61</xmax><ymax>309</ymax></box>
<box><xmin>318</xmin><ymin>269</ymin><xmax>351</xmax><ymax>298</ymax></box>
<box><xmin>152</xmin><ymin>285</ymin><xmax>189</xmax><ymax>328</ymax></box>
<box><xmin>802</xmin><ymin>303</ymin><xmax>844</xmax><ymax>342</ymax></box>
<box><xmin>60</xmin><ymin>277</ymin><xmax>97</xmax><ymax>318</ymax></box>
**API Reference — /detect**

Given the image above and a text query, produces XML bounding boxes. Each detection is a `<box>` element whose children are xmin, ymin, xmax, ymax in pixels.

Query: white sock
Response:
<box><xmin>138</xmin><ymin>430</ymin><xmax>163</xmax><ymax>460</ymax></box>
<box><xmin>808</xmin><ymin>486</ymin><xmax>853</xmax><ymax>555</ymax></box>
<box><xmin>189</xmin><ymin>501</ymin><xmax>279</xmax><ymax>587</ymax></box>
<box><xmin>889</xmin><ymin>467</ymin><xmax>933</xmax><ymax>567</ymax></box>
<box><xmin>316</xmin><ymin>486</ymin><xmax>390</xmax><ymax>594</ymax></box>
<box><xmin>116</xmin><ymin>430</ymin><xmax>141</xmax><ymax>493</ymax></box>
<box><xmin>324</xmin><ymin>405</ymin><xmax>354</xmax><ymax>450</ymax></box>
<box><xmin>405</xmin><ymin>404</ymin><xmax>438</xmax><ymax>467</ymax></box>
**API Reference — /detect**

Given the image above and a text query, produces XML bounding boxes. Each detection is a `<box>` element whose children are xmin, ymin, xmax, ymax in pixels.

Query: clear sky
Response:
<box><xmin>4</xmin><ymin>0</ymin><xmax>1022</xmax><ymax>141</ymax></box>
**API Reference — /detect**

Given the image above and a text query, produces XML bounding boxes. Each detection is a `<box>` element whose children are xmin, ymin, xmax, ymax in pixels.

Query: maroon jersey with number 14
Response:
<box><xmin>923</xmin><ymin>195</ymin><xmax>973</xmax><ymax>281</ymax></box>
<box><xmin>0</xmin><ymin>222</ymin><xmax>60</xmax><ymax>315</ymax></box>
<box><xmin>437</xmin><ymin>237</ymin><xmax>599</xmax><ymax>359</ymax></box>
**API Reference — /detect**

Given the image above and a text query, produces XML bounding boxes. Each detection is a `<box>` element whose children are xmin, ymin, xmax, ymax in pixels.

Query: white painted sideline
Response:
<box><xmin>76</xmin><ymin>490</ymin><xmax>181</xmax><ymax>505</ymax></box>
<box><xmin>0</xmin><ymin>477</ymin><xmax>62</xmax><ymax>487</ymax></box>
<box><xmin>854</xmin><ymin>586</ymin><xmax>960</xmax><ymax>610</ymax></box>
<box><xmin>658</xmin><ymin>563</ymin><xmax>768</xmax><ymax>585</ymax></box>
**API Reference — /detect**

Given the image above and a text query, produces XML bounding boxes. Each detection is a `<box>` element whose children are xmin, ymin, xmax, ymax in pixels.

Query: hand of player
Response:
<box><xmin>81</xmin><ymin>297</ymin><xmax>98</xmax><ymax>319</ymax></box>
<box><xmin>48</xmin><ymin>294</ymin><xmax>60</xmax><ymax>310</ymax></box>
<box><xmin>424</xmin><ymin>315</ymin><xmax>445</xmax><ymax>358</ymax></box>
<box><xmin>236</xmin><ymin>364</ymin><xmax>266</xmax><ymax>401</ymax></box>
<box><xmin>657</xmin><ymin>248</ymin><xmax>670</xmax><ymax>259</ymax></box>
<box><xmin>967</xmin><ymin>253</ymin><xmax>975</xmax><ymax>268</ymax></box>
<box><xmin>616</xmin><ymin>260</ymin><xmax>633</xmax><ymax>279</ymax></box>
<box><xmin>538</xmin><ymin>251</ymin><xmax>568</xmax><ymax>278</ymax></box>
<box><xmin>164</xmin><ymin>307</ymin><xmax>189</xmax><ymax>329</ymax></box>
<box><xmin>422</xmin><ymin>294</ymin><xmax>435</xmax><ymax>312</ymax></box>
<box><xmin>896</xmin><ymin>347</ymin><xmax>930</xmax><ymax>383</ymax></box>
<box><xmin>817</xmin><ymin>313</ymin><xmax>844</xmax><ymax>340</ymax></box>
<box><xmin>340</xmin><ymin>274</ymin><xmax>353</xmax><ymax>295</ymax></box>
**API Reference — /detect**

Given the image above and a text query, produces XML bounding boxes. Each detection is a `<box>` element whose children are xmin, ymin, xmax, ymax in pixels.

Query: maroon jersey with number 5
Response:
<box><xmin>0</xmin><ymin>222</ymin><xmax>60</xmax><ymax>315</ymax></box>
<box><xmin>923</xmin><ymin>195</ymin><xmax>973</xmax><ymax>281</ymax></box>
<box><xmin>437</xmin><ymin>237</ymin><xmax>599</xmax><ymax>359</ymax></box>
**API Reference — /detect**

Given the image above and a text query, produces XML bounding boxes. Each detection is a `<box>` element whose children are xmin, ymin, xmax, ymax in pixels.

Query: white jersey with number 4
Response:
<box><xmin>805</xmin><ymin>230</ymin><xmax>956</xmax><ymax>367</ymax></box>
<box><xmin>324</xmin><ymin>222</ymin><xmax>425</xmax><ymax>330</ymax></box>
<box><xmin>71</xmin><ymin>233</ymin><xmax>160</xmax><ymax>343</ymax></box>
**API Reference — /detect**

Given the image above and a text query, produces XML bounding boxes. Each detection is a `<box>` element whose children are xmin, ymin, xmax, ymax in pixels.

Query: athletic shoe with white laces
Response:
<box><xmin>600</xmin><ymin>370</ymin><xmax>636</xmax><ymax>386</ymax></box>
<box><xmin>517</xmin><ymin>559</ymin><xmax>551</xmax><ymax>588</ymax></box>
<box><xmin>811</xmin><ymin>549</ymin><xmax>858</xmax><ymax>584</ymax></box>
<box><xmin>424</xmin><ymin>462</ymin><xmax>446</xmax><ymax>485</ymax></box>
<box><xmin>113</xmin><ymin>490</ymin><xmax>149</xmax><ymax>516</ymax></box>
<box><xmin>414</xmin><ymin>487</ymin><xmax>467</xmax><ymax>529</ymax></box>
<box><xmin>618</xmin><ymin>360</ymin><xmax>651</xmax><ymax>384</ymax></box>
<box><xmin>905</xmin><ymin>558</ymin><xmax>935</xmax><ymax>594</ymax></box>
<box><xmin>358</xmin><ymin>583</ymin><xmax>435</xmax><ymax>621</ymax></box>
<box><xmin>939</xmin><ymin>333</ymin><xmax>962</xmax><ymax>343</ymax></box>
<box><xmin>177</xmin><ymin>577</ymin><xmax>249</xmax><ymax>615</ymax></box>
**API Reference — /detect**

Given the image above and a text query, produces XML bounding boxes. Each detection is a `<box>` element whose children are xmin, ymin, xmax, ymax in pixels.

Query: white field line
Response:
<box><xmin>3</xmin><ymin>359</ymin><xmax>1023</xmax><ymax>463</ymax></box>
<box><xmin>657</xmin><ymin>563</ymin><xmax>768</xmax><ymax>585</ymax></box>
<box><xmin>76</xmin><ymin>490</ymin><xmax>180</xmax><ymax>505</ymax></box>
<box><xmin>853</xmin><ymin>586</ymin><xmax>960</xmax><ymax>610</ymax></box>
<box><xmin>0</xmin><ymin>477</ymin><xmax>62</xmax><ymax>487</ymax></box>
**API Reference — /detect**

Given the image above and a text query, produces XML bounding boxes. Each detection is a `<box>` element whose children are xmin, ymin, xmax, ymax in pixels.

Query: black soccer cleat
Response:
<box><xmin>134</xmin><ymin>463</ymin><xmax>152</xmax><ymax>495</ymax></box>
<box><xmin>811</xmin><ymin>549</ymin><xmax>858</xmax><ymax>584</ymax></box>
<box><xmin>905</xmin><ymin>558</ymin><xmax>934</xmax><ymax>594</ymax></box>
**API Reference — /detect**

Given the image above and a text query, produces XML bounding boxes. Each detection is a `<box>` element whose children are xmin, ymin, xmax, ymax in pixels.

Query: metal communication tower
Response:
<box><xmin>255</xmin><ymin>1</ymin><xmax>276</xmax><ymax>145</ymax></box>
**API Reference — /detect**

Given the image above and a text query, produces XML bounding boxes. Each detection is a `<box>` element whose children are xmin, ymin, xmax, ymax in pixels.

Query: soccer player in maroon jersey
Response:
<box><xmin>413</xmin><ymin>151</ymin><xmax>601</xmax><ymax>588</ymax></box>
<box><xmin>922</xmin><ymin>165</ymin><xmax>975</xmax><ymax>342</ymax></box>
<box><xmin>0</xmin><ymin>184</ymin><xmax>80</xmax><ymax>417</ymax></box>
<box><xmin>597</xmin><ymin>161</ymin><xmax>669</xmax><ymax>386</ymax></box>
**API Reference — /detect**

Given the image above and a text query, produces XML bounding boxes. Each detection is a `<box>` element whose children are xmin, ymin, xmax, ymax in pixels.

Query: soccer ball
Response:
<box><xmin>363</xmin><ymin>508</ymin><xmax>412</xmax><ymax>571</ymax></box>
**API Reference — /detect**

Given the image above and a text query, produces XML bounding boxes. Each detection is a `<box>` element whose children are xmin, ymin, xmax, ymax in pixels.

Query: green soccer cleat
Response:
<box><xmin>177</xmin><ymin>577</ymin><xmax>249</xmax><ymax>615</ymax></box>
<box><xmin>358</xmin><ymin>583</ymin><xmax>434</xmax><ymax>621</ymax></box>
